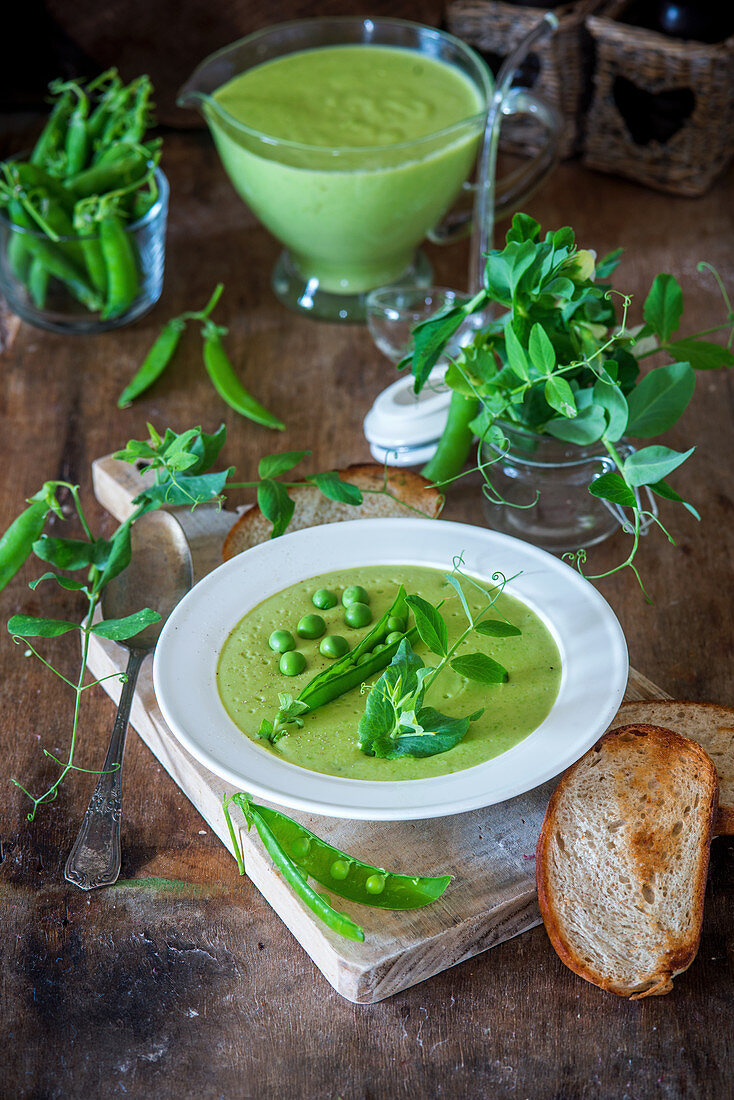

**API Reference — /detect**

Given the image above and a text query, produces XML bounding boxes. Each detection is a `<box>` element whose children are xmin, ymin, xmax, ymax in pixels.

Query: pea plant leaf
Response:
<box><xmin>544</xmin><ymin>375</ymin><xmax>577</xmax><ymax>419</ymax></box>
<box><xmin>358</xmin><ymin>639</ymin><xmax>478</xmax><ymax>760</ymax></box>
<box><xmin>546</xmin><ymin>403</ymin><xmax>605</xmax><ymax>444</ymax></box>
<box><xmin>135</xmin><ymin>468</ymin><xmax>232</xmax><ymax>509</ymax></box>
<box><xmin>7</xmin><ymin>614</ymin><xmax>80</xmax><ymax>638</ymax></box>
<box><xmin>625</xmin><ymin>361</ymin><xmax>695</xmax><ymax>438</ymax></box>
<box><xmin>28</xmin><ymin>572</ymin><xmax>87</xmax><ymax>592</ymax></box>
<box><xmin>32</xmin><ymin>535</ymin><xmax>113</xmax><ymax>571</ymax></box>
<box><xmin>664</xmin><ymin>339</ymin><xmax>734</xmax><ymax>372</ymax></box>
<box><xmin>588</xmin><ymin>472</ymin><xmax>637</xmax><ymax>508</ymax></box>
<box><xmin>595</xmin><ymin>247</ymin><xmax>623</xmax><ymax>280</ymax></box>
<box><xmin>309</xmin><ymin>471</ymin><xmax>363</xmax><ymax>506</ymax></box>
<box><xmin>406</xmin><ymin>304</ymin><xmax>475</xmax><ymax>392</ymax></box>
<box><xmin>643</xmin><ymin>273</ymin><xmax>683</xmax><ymax>342</ymax></box>
<box><xmin>451</xmin><ymin>652</ymin><xmax>508</xmax><ymax>685</ymax></box>
<box><xmin>474</xmin><ymin>618</ymin><xmax>522</xmax><ymax>638</ymax></box>
<box><xmin>405</xmin><ymin>594</ymin><xmax>448</xmax><ymax>657</ymax></box>
<box><xmin>529</xmin><ymin>323</ymin><xmax>557</xmax><ymax>374</ymax></box>
<box><xmin>91</xmin><ymin>608</ymin><xmax>161</xmax><ymax>640</ymax></box>
<box><xmin>649</xmin><ymin>478</ymin><xmax>701</xmax><ymax>520</ymax></box>
<box><xmin>258</xmin><ymin>450</ymin><xmax>309</xmax><ymax>479</ymax></box>
<box><xmin>187</xmin><ymin>423</ymin><xmax>227</xmax><ymax>473</ymax></box>
<box><xmin>257</xmin><ymin>478</ymin><xmax>295</xmax><ymax>539</ymax></box>
<box><xmin>623</xmin><ymin>445</ymin><xmax>695</xmax><ymax>488</ymax></box>
<box><xmin>504</xmin><ymin>322</ymin><xmax>530</xmax><ymax>380</ymax></box>
<box><xmin>593</xmin><ymin>378</ymin><xmax>629</xmax><ymax>442</ymax></box>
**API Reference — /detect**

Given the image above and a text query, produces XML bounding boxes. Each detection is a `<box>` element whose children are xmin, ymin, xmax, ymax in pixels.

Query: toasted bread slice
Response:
<box><xmin>223</xmin><ymin>464</ymin><xmax>443</xmax><ymax>561</ymax></box>
<box><xmin>614</xmin><ymin>701</ymin><xmax>734</xmax><ymax>836</ymax></box>
<box><xmin>537</xmin><ymin>724</ymin><xmax>718</xmax><ymax>999</ymax></box>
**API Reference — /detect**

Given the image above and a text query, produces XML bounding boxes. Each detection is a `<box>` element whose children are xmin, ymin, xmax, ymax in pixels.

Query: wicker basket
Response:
<box><xmin>446</xmin><ymin>0</ymin><xmax>604</xmax><ymax>158</ymax></box>
<box><xmin>583</xmin><ymin>1</ymin><xmax>734</xmax><ymax>196</ymax></box>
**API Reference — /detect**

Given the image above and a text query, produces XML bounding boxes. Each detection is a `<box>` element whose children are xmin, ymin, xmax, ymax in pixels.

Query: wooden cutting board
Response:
<box><xmin>86</xmin><ymin>455</ymin><xmax>670</xmax><ymax>1003</ymax></box>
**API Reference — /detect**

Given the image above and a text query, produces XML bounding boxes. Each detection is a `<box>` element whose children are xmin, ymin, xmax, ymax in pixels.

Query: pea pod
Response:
<box><xmin>223</xmin><ymin>793</ymin><xmax>365</xmax><ymax>942</ymax></box>
<box><xmin>64</xmin><ymin>146</ymin><xmax>154</xmax><ymax>200</ymax></box>
<box><xmin>297</xmin><ymin>586</ymin><xmax>417</xmax><ymax>712</ymax></box>
<box><xmin>63</xmin><ymin>87</ymin><xmax>91</xmax><ymax>177</ymax></box>
<box><xmin>0</xmin><ymin>496</ymin><xmax>50</xmax><ymax>593</ymax></box>
<box><xmin>28</xmin><ymin>258</ymin><xmax>49</xmax><ymax>308</ymax></box>
<box><xmin>6</xmin><ymin>201</ymin><xmax>102</xmax><ymax>312</ymax></box>
<box><xmin>118</xmin><ymin>317</ymin><xmax>186</xmax><ymax>407</ymax></box>
<box><xmin>30</xmin><ymin>90</ymin><xmax>74</xmax><ymax>167</ymax></box>
<box><xmin>99</xmin><ymin>213</ymin><xmax>139</xmax><ymax>319</ymax></box>
<box><xmin>202</xmin><ymin>321</ymin><xmax>285</xmax><ymax>430</ymax></box>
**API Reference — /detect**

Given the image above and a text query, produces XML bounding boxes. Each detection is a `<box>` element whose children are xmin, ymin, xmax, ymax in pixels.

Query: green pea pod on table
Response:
<box><xmin>202</xmin><ymin>320</ymin><xmax>285</xmax><ymax>430</ymax></box>
<box><xmin>118</xmin><ymin>317</ymin><xmax>186</xmax><ymax>407</ymax></box>
<box><xmin>0</xmin><ymin>492</ymin><xmax>53</xmax><ymax>593</ymax></box>
<box><xmin>222</xmin><ymin>793</ymin><xmax>451</xmax><ymax>940</ymax></box>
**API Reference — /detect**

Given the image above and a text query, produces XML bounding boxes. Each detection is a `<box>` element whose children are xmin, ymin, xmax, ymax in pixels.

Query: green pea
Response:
<box><xmin>342</xmin><ymin>585</ymin><xmax>369</xmax><ymax>607</ymax></box>
<box><xmin>330</xmin><ymin>859</ymin><xmax>349</xmax><ymax>880</ymax></box>
<box><xmin>269</xmin><ymin>629</ymin><xmax>295</xmax><ymax>653</ymax></box>
<box><xmin>387</xmin><ymin>615</ymin><xmax>407</xmax><ymax>633</ymax></box>
<box><xmin>318</xmin><ymin>892</ymin><xmax>331</xmax><ymax>907</ymax></box>
<box><xmin>312</xmin><ymin>588</ymin><xmax>337</xmax><ymax>610</ymax></box>
<box><xmin>373</xmin><ymin>643</ymin><xmax>388</xmax><ymax>654</ymax></box>
<box><xmin>292</xmin><ymin>836</ymin><xmax>311</xmax><ymax>859</ymax></box>
<box><xmin>279</xmin><ymin>650</ymin><xmax>306</xmax><ymax>676</ymax></box>
<box><xmin>344</xmin><ymin>602</ymin><xmax>372</xmax><ymax>629</ymax></box>
<box><xmin>297</xmin><ymin>614</ymin><xmax>326</xmax><ymax>640</ymax></box>
<box><xmin>365</xmin><ymin>874</ymin><xmax>386</xmax><ymax>895</ymax></box>
<box><xmin>357</xmin><ymin>652</ymin><xmax>373</xmax><ymax>665</ymax></box>
<box><xmin>319</xmin><ymin>635</ymin><xmax>350</xmax><ymax>659</ymax></box>
<box><xmin>386</xmin><ymin>631</ymin><xmax>403</xmax><ymax>645</ymax></box>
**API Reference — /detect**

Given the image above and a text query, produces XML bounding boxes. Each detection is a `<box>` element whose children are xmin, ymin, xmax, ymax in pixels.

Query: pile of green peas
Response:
<box><xmin>268</xmin><ymin>583</ymin><xmax>384</xmax><ymax>677</ymax></box>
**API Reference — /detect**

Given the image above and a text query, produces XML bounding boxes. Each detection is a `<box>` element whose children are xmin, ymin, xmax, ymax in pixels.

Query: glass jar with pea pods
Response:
<box><xmin>0</xmin><ymin>164</ymin><xmax>168</xmax><ymax>334</ymax></box>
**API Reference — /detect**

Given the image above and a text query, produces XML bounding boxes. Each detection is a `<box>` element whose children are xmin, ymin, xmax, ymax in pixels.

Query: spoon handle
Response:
<box><xmin>64</xmin><ymin>647</ymin><xmax>147</xmax><ymax>890</ymax></box>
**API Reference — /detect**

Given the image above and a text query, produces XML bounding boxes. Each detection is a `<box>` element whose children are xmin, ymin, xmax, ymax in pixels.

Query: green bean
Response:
<box><xmin>0</xmin><ymin>496</ymin><xmax>49</xmax><ymax>593</ymax></box>
<box><xmin>202</xmin><ymin>321</ymin><xmax>285</xmax><ymax>430</ymax></box>
<box><xmin>99</xmin><ymin>213</ymin><xmax>139</xmax><ymax>319</ymax></box>
<box><xmin>297</xmin><ymin>587</ymin><xmax>416</xmax><ymax>712</ymax></box>
<box><xmin>224</xmin><ymin>793</ymin><xmax>451</xmax><ymax>926</ymax></box>
<box><xmin>28</xmin><ymin>259</ymin><xmax>49</xmax><ymax>308</ymax></box>
<box><xmin>117</xmin><ymin>318</ymin><xmax>185</xmax><ymax>407</ymax></box>
<box><xmin>223</xmin><ymin>793</ymin><xmax>365</xmax><ymax>942</ymax></box>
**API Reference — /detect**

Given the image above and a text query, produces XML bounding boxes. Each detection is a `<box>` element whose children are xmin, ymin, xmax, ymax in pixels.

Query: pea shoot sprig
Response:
<box><xmin>358</xmin><ymin>562</ymin><xmax>521</xmax><ymax>760</ymax></box>
<box><xmin>1</xmin><ymin>423</ymin><xmax>441</xmax><ymax>819</ymax></box>
<box><xmin>117</xmin><ymin>285</ymin><xmax>286</xmax><ymax>431</ymax></box>
<box><xmin>403</xmin><ymin>213</ymin><xmax>734</xmax><ymax>593</ymax></box>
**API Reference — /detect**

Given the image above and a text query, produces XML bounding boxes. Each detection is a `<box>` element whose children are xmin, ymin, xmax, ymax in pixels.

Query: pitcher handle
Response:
<box><xmin>427</xmin><ymin>87</ymin><xmax>562</xmax><ymax>244</ymax></box>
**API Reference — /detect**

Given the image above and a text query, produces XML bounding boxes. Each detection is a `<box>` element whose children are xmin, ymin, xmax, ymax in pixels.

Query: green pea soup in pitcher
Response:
<box><xmin>206</xmin><ymin>43</ymin><xmax>487</xmax><ymax>299</ymax></box>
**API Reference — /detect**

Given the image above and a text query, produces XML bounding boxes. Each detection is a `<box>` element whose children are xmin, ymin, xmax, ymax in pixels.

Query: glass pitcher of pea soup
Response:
<box><xmin>179</xmin><ymin>17</ymin><xmax>558</xmax><ymax>321</ymax></box>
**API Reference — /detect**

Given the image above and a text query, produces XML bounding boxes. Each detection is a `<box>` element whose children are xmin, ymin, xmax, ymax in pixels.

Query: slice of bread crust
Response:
<box><xmin>614</xmin><ymin>701</ymin><xmax>734</xmax><ymax>836</ymax></box>
<box><xmin>223</xmin><ymin>464</ymin><xmax>443</xmax><ymax>561</ymax></box>
<box><xmin>537</xmin><ymin>724</ymin><xmax>718</xmax><ymax>1000</ymax></box>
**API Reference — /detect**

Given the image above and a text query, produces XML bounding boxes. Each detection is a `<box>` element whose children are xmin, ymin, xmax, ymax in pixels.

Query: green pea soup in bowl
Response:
<box><xmin>153</xmin><ymin>519</ymin><xmax>628</xmax><ymax>821</ymax></box>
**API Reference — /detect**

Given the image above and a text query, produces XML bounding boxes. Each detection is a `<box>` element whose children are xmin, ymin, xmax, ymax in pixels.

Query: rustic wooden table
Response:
<box><xmin>1</xmin><ymin>129</ymin><xmax>732</xmax><ymax>1099</ymax></box>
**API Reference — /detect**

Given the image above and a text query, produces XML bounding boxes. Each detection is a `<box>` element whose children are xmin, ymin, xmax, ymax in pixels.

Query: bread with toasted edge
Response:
<box><xmin>536</xmin><ymin>724</ymin><xmax>718</xmax><ymax>999</ymax></box>
<box><xmin>222</xmin><ymin>464</ymin><xmax>443</xmax><ymax>560</ymax></box>
<box><xmin>614</xmin><ymin>701</ymin><xmax>734</xmax><ymax>835</ymax></box>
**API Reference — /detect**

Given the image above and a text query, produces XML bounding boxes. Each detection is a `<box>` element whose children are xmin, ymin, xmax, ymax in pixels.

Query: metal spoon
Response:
<box><xmin>64</xmin><ymin>510</ymin><xmax>193</xmax><ymax>890</ymax></box>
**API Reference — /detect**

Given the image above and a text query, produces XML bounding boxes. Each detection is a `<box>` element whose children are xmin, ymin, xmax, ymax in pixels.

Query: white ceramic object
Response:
<box><xmin>363</xmin><ymin>365</ymin><xmax>450</xmax><ymax>466</ymax></box>
<box><xmin>153</xmin><ymin>518</ymin><xmax>628</xmax><ymax>820</ymax></box>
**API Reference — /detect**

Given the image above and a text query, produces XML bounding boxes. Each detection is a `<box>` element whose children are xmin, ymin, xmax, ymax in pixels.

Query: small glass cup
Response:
<box><xmin>366</xmin><ymin>286</ymin><xmax>470</xmax><ymax>363</ymax></box>
<box><xmin>481</xmin><ymin>422</ymin><xmax>656</xmax><ymax>553</ymax></box>
<box><xmin>0</xmin><ymin>167</ymin><xmax>169</xmax><ymax>334</ymax></box>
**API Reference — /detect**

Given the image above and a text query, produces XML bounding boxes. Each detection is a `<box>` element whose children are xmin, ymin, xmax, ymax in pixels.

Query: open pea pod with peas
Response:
<box><xmin>223</xmin><ymin>792</ymin><xmax>451</xmax><ymax>942</ymax></box>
